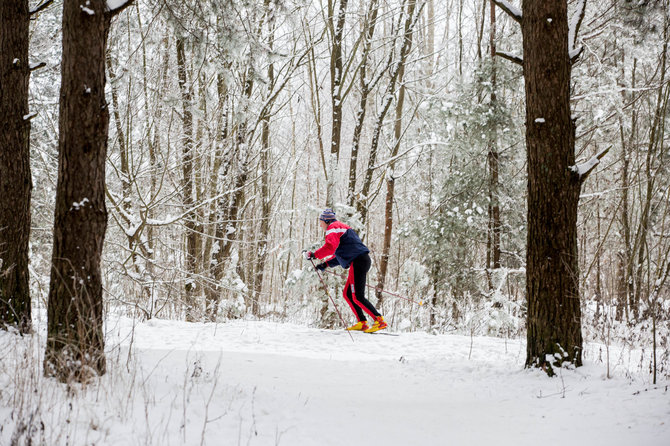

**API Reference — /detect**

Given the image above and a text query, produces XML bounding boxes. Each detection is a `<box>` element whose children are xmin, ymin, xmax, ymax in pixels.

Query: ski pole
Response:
<box><xmin>310</xmin><ymin>258</ymin><xmax>355</xmax><ymax>342</ymax></box>
<box><xmin>322</xmin><ymin>269</ymin><xmax>425</xmax><ymax>306</ymax></box>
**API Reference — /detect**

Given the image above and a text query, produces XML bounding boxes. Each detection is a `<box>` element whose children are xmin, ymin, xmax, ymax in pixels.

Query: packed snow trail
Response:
<box><xmin>106</xmin><ymin>318</ymin><xmax>668</xmax><ymax>446</ymax></box>
<box><xmin>2</xmin><ymin>318</ymin><xmax>668</xmax><ymax>445</ymax></box>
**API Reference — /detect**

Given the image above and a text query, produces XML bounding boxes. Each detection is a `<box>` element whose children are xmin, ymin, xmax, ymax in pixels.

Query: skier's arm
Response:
<box><xmin>325</xmin><ymin>257</ymin><xmax>340</xmax><ymax>268</ymax></box>
<box><xmin>315</xmin><ymin>257</ymin><xmax>340</xmax><ymax>271</ymax></box>
<box><xmin>313</xmin><ymin>229</ymin><xmax>343</xmax><ymax>259</ymax></box>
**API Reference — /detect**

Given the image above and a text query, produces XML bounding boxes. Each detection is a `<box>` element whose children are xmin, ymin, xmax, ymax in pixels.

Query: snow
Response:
<box><xmin>71</xmin><ymin>197</ymin><xmax>90</xmax><ymax>211</ymax></box>
<box><xmin>570</xmin><ymin>156</ymin><xmax>599</xmax><ymax>177</ymax></box>
<box><xmin>535</xmin><ymin>118</ymin><xmax>545</xmax><ymax>123</ymax></box>
<box><xmin>107</xmin><ymin>0</ymin><xmax>130</xmax><ymax>10</ymax></box>
<box><xmin>570</xmin><ymin>146</ymin><xmax>610</xmax><ymax>178</ymax></box>
<box><xmin>2</xmin><ymin>318</ymin><xmax>668</xmax><ymax>445</ymax></box>
<box><xmin>80</xmin><ymin>5</ymin><xmax>95</xmax><ymax>15</ymax></box>
<box><xmin>569</xmin><ymin>0</ymin><xmax>586</xmax><ymax>59</ymax></box>
<box><xmin>497</xmin><ymin>0</ymin><xmax>522</xmax><ymax>21</ymax></box>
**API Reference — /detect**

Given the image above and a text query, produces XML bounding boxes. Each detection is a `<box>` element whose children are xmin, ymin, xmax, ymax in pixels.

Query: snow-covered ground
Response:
<box><xmin>2</xmin><ymin>317</ymin><xmax>669</xmax><ymax>445</ymax></box>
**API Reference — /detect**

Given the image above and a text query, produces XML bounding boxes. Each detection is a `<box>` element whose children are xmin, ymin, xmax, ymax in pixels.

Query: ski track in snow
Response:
<box><xmin>2</xmin><ymin>318</ymin><xmax>669</xmax><ymax>446</ymax></box>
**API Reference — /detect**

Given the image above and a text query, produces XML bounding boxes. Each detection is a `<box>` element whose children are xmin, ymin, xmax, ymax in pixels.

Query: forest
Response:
<box><xmin>1</xmin><ymin>0</ymin><xmax>669</xmax><ymax>433</ymax></box>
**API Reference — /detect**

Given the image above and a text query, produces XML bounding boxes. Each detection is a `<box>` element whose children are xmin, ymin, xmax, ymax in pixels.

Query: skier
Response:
<box><xmin>304</xmin><ymin>209</ymin><xmax>387</xmax><ymax>333</ymax></box>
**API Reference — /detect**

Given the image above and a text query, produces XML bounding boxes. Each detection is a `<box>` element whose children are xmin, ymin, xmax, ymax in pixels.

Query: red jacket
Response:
<box><xmin>313</xmin><ymin>221</ymin><xmax>369</xmax><ymax>269</ymax></box>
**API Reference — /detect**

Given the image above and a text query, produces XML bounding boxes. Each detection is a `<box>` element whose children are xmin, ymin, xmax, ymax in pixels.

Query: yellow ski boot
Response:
<box><xmin>346</xmin><ymin>321</ymin><xmax>369</xmax><ymax>331</ymax></box>
<box><xmin>364</xmin><ymin>316</ymin><xmax>388</xmax><ymax>333</ymax></box>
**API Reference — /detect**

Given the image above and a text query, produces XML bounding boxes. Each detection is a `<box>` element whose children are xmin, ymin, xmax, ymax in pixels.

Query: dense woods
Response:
<box><xmin>0</xmin><ymin>0</ymin><xmax>669</xmax><ymax>381</ymax></box>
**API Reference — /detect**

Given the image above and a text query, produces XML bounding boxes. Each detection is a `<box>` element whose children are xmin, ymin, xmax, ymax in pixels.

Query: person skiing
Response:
<box><xmin>304</xmin><ymin>209</ymin><xmax>387</xmax><ymax>333</ymax></box>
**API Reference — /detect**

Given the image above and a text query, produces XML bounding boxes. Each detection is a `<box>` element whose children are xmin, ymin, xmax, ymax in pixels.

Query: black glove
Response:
<box><xmin>315</xmin><ymin>262</ymin><xmax>327</xmax><ymax>271</ymax></box>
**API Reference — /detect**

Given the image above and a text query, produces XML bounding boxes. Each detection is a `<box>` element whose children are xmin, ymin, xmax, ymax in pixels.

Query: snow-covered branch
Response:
<box><xmin>106</xmin><ymin>0</ymin><xmax>134</xmax><ymax>16</ymax></box>
<box><xmin>495</xmin><ymin>50</ymin><xmax>523</xmax><ymax>66</ymax></box>
<box><xmin>29</xmin><ymin>62</ymin><xmax>46</xmax><ymax>72</ymax></box>
<box><xmin>493</xmin><ymin>0</ymin><xmax>522</xmax><ymax>24</ymax></box>
<box><xmin>570</xmin><ymin>46</ymin><xmax>584</xmax><ymax>64</ymax></box>
<box><xmin>29</xmin><ymin>0</ymin><xmax>54</xmax><ymax>17</ymax></box>
<box><xmin>569</xmin><ymin>0</ymin><xmax>586</xmax><ymax>64</ymax></box>
<box><xmin>570</xmin><ymin>145</ymin><xmax>611</xmax><ymax>182</ymax></box>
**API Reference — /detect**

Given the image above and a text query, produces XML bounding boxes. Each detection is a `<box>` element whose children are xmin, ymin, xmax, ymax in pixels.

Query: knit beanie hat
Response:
<box><xmin>319</xmin><ymin>208</ymin><xmax>336</xmax><ymax>223</ymax></box>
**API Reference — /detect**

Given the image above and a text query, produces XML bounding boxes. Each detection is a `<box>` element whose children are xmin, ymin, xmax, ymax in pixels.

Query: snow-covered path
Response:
<box><xmin>2</xmin><ymin>318</ymin><xmax>668</xmax><ymax>445</ymax></box>
<box><xmin>102</xmin><ymin>318</ymin><xmax>669</xmax><ymax>446</ymax></box>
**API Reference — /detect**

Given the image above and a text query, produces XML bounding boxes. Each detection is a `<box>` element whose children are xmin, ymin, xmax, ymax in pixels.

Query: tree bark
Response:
<box><xmin>347</xmin><ymin>0</ymin><xmax>379</xmax><ymax>207</ymax></box>
<box><xmin>45</xmin><ymin>0</ymin><xmax>130</xmax><ymax>382</ymax></box>
<box><xmin>205</xmin><ymin>74</ymin><xmax>231</xmax><ymax>321</ymax></box>
<box><xmin>619</xmin><ymin>58</ymin><xmax>636</xmax><ymax>321</ymax></box>
<box><xmin>326</xmin><ymin>0</ymin><xmax>349</xmax><ymax>207</ymax></box>
<box><xmin>487</xmin><ymin>0</ymin><xmax>501</xmax><ymax>274</ymax></box>
<box><xmin>0</xmin><ymin>0</ymin><xmax>32</xmax><ymax>333</ymax></box>
<box><xmin>176</xmin><ymin>37</ymin><xmax>199</xmax><ymax>321</ymax></box>
<box><xmin>377</xmin><ymin>1</ymin><xmax>416</xmax><ymax>305</ymax></box>
<box><xmin>358</xmin><ymin>0</ymin><xmax>421</xmax><ymax>226</ymax></box>
<box><xmin>522</xmin><ymin>0</ymin><xmax>583</xmax><ymax>373</ymax></box>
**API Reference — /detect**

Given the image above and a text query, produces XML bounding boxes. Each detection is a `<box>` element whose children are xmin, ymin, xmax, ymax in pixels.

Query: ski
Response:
<box><xmin>319</xmin><ymin>329</ymin><xmax>400</xmax><ymax>336</ymax></box>
<box><xmin>364</xmin><ymin>331</ymin><xmax>399</xmax><ymax>336</ymax></box>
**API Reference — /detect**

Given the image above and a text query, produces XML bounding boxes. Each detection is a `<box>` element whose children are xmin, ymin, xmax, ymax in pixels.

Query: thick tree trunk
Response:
<box><xmin>44</xmin><ymin>0</ymin><xmax>119</xmax><ymax>382</ymax></box>
<box><xmin>522</xmin><ymin>0</ymin><xmax>583</xmax><ymax>373</ymax></box>
<box><xmin>0</xmin><ymin>0</ymin><xmax>32</xmax><ymax>333</ymax></box>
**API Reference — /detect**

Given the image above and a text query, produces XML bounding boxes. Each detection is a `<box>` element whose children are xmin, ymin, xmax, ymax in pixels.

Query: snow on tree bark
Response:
<box><xmin>44</xmin><ymin>0</ymin><xmax>133</xmax><ymax>383</ymax></box>
<box><xmin>522</xmin><ymin>0</ymin><xmax>583</xmax><ymax>374</ymax></box>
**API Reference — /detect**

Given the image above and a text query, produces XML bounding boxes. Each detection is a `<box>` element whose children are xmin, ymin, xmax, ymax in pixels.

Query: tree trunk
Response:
<box><xmin>253</xmin><ymin>19</ymin><xmax>276</xmax><ymax>317</ymax></box>
<box><xmin>204</xmin><ymin>72</ymin><xmax>233</xmax><ymax>321</ymax></box>
<box><xmin>632</xmin><ymin>34</ymin><xmax>668</xmax><ymax>320</ymax></box>
<box><xmin>347</xmin><ymin>0</ymin><xmax>379</xmax><ymax>207</ymax></box>
<box><xmin>358</xmin><ymin>0</ymin><xmax>421</xmax><ymax>226</ymax></box>
<box><xmin>0</xmin><ymin>0</ymin><xmax>32</xmax><ymax>333</ymax></box>
<box><xmin>176</xmin><ymin>37</ymin><xmax>199</xmax><ymax>321</ymax></box>
<box><xmin>44</xmin><ymin>0</ymin><xmax>127</xmax><ymax>382</ymax></box>
<box><xmin>377</xmin><ymin>2</ymin><xmax>416</xmax><ymax>305</ymax></box>
<box><xmin>326</xmin><ymin>0</ymin><xmax>349</xmax><ymax>207</ymax></box>
<box><xmin>522</xmin><ymin>0</ymin><xmax>583</xmax><ymax>373</ymax></box>
<box><xmin>487</xmin><ymin>0</ymin><xmax>501</xmax><ymax>274</ymax></box>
